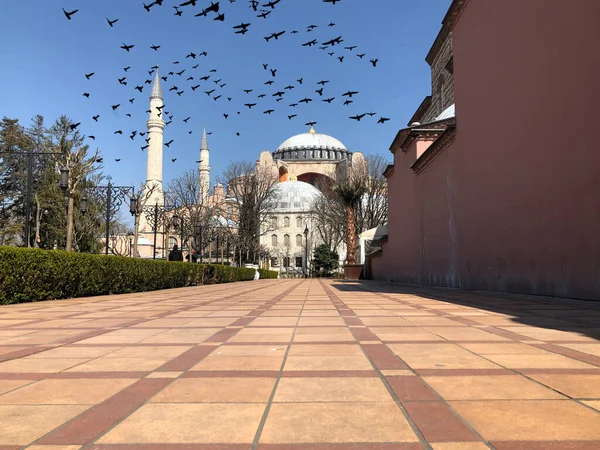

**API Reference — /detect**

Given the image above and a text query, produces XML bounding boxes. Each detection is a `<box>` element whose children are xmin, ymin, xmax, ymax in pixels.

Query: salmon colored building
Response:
<box><xmin>370</xmin><ymin>0</ymin><xmax>600</xmax><ymax>300</ymax></box>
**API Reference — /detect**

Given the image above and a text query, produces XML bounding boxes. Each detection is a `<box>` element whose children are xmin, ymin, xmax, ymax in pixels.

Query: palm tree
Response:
<box><xmin>333</xmin><ymin>160</ymin><xmax>368</xmax><ymax>265</ymax></box>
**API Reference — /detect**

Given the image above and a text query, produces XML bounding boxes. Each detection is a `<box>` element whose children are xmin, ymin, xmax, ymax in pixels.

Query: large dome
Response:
<box><xmin>273</xmin><ymin>127</ymin><xmax>351</xmax><ymax>162</ymax></box>
<box><xmin>270</xmin><ymin>181</ymin><xmax>321</xmax><ymax>212</ymax></box>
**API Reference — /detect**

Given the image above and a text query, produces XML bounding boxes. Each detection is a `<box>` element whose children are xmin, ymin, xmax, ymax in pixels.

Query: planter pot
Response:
<box><xmin>343</xmin><ymin>264</ymin><xmax>363</xmax><ymax>280</ymax></box>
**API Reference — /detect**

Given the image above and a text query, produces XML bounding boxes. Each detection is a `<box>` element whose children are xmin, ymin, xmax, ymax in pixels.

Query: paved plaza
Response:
<box><xmin>0</xmin><ymin>279</ymin><xmax>600</xmax><ymax>449</ymax></box>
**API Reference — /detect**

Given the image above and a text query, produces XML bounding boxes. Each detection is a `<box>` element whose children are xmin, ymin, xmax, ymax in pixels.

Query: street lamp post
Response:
<box><xmin>0</xmin><ymin>148</ymin><xmax>65</xmax><ymax>247</ymax></box>
<box><xmin>303</xmin><ymin>225</ymin><xmax>309</xmax><ymax>278</ymax></box>
<box><xmin>80</xmin><ymin>176</ymin><xmax>134</xmax><ymax>255</ymax></box>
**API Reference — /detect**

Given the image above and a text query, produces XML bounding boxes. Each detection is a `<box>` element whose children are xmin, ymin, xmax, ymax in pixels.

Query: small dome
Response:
<box><xmin>273</xmin><ymin>127</ymin><xmax>351</xmax><ymax>162</ymax></box>
<box><xmin>270</xmin><ymin>181</ymin><xmax>321</xmax><ymax>212</ymax></box>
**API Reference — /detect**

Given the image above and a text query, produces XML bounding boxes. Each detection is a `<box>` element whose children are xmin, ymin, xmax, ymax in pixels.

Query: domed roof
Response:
<box><xmin>270</xmin><ymin>181</ymin><xmax>321</xmax><ymax>212</ymax></box>
<box><xmin>273</xmin><ymin>126</ymin><xmax>351</xmax><ymax>162</ymax></box>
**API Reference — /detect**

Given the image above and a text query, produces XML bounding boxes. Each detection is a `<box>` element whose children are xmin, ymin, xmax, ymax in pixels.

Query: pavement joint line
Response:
<box><xmin>250</xmin><ymin>280</ymin><xmax>313</xmax><ymax>450</ymax></box>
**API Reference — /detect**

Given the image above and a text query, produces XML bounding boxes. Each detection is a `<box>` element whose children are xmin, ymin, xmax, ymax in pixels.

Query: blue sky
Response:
<box><xmin>2</xmin><ymin>0</ymin><xmax>451</xmax><ymax>189</ymax></box>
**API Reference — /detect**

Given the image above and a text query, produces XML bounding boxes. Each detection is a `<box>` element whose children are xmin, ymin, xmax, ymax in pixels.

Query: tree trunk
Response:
<box><xmin>345</xmin><ymin>204</ymin><xmax>356</xmax><ymax>264</ymax></box>
<box><xmin>34</xmin><ymin>193</ymin><xmax>41</xmax><ymax>248</ymax></box>
<box><xmin>65</xmin><ymin>196</ymin><xmax>75</xmax><ymax>251</ymax></box>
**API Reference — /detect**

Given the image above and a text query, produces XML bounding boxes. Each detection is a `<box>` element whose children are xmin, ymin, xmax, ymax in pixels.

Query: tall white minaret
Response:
<box><xmin>145</xmin><ymin>69</ymin><xmax>165</xmax><ymax>208</ymax></box>
<box><xmin>198</xmin><ymin>125</ymin><xmax>210</xmax><ymax>205</ymax></box>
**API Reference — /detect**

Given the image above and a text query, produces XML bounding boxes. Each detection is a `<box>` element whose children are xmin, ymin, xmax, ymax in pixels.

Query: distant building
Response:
<box><xmin>258</xmin><ymin>127</ymin><xmax>365</xmax><ymax>275</ymax></box>
<box><xmin>370</xmin><ymin>0</ymin><xmax>600</xmax><ymax>300</ymax></box>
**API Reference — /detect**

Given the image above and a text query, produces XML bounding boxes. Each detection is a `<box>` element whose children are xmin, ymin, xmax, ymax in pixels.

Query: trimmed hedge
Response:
<box><xmin>258</xmin><ymin>269</ymin><xmax>278</xmax><ymax>279</ymax></box>
<box><xmin>0</xmin><ymin>246</ymin><xmax>257</xmax><ymax>304</ymax></box>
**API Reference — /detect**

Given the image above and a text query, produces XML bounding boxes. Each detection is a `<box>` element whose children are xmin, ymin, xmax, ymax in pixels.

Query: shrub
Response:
<box><xmin>258</xmin><ymin>269</ymin><xmax>278</xmax><ymax>279</ymax></box>
<box><xmin>0</xmin><ymin>247</ymin><xmax>257</xmax><ymax>304</ymax></box>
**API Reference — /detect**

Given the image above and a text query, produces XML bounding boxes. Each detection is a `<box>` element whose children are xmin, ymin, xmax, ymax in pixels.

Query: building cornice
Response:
<box><xmin>389</xmin><ymin>117</ymin><xmax>455</xmax><ymax>155</ymax></box>
<box><xmin>411</xmin><ymin>124</ymin><xmax>456</xmax><ymax>175</ymax></box>
<box><xmin>425</xmin><ymin>0</ymin><xmax>470</xmax><ymax>65</ymax></box>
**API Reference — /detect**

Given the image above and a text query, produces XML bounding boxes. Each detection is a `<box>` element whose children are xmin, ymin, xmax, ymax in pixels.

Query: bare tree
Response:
<box><xmin>165</xmin><ymin>169</ymin><xmax>218</xmax><ymax>258</ymax></box>
<box><xmin>218</xmin><ymin>160</ymin><xmax>278</xmax><ymax>264</ymax></box>
<box><xmin>50</xmin><ymin>116</ymin><xmax>100</xmax><ymax>251</ymax></box>
<box><xmin>355</xmin><ymin>154</ymin><xmax>389</xmax><ymax>234</ymax></box>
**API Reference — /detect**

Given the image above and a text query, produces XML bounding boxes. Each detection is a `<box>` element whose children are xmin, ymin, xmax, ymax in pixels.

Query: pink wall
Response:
<box><xmin>376</xmin><ymin>0</ymin><xmax>600</xmax><ymax>300</ymax></box>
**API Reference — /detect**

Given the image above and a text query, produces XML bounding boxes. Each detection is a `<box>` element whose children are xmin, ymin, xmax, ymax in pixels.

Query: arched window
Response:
<box><xmin>296</xmin><ymin>234</ymin><xmax>303</xmax><ymax>246</ymax></box>
<box><xmin>271</xmin><ymin>216</ymin><xmax>278</xmax><ymax>229</ymax></box>
<box><xmin>284</xmin><ymin>217</ymin><xmax>290</xmax><ymax>227</ymax></box>
<box><xmin>296</xmin><ymin>217</ymin><xmax>303</xmax><ymax>228</ymax></box>
<box><xmin>284</xmin><ymin>234</ymin><xmax>290</xmax><ymax>246</ymax></box>
<box><xmin>168</xmin><ymin>236</ymin><xmax>177</xmax><ymax>249</ymax></box>
<box><xmin>271</xmin><ymin>234</ymin><xmax>278</xmax><ymax>246</ymax></box>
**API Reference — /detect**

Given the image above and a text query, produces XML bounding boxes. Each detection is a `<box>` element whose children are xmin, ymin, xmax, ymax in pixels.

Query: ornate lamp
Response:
<box><xmin>59</xmin><ymin>167</ymin><xmax>70</xmax><ymax>192</ymax></box>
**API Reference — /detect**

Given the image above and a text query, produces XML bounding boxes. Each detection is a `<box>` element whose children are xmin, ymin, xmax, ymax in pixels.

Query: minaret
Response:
<box><xmin>138</xmin><ymin>69</ymin><xmax>165</xmax><ymax>234</ymax></box>
<box><xmin>198</xmin><ymin>125</ymin><xmax>210</xmax><ymax>205</ymax></box>
<box><xmin>145</xmin><ymin>69</ymin><xmax>165</xmax><ymax>208</ymax></box>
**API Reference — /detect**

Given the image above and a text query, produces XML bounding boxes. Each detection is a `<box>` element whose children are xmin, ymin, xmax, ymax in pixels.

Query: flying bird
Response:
<box><xmin>121</xmin><ymin>43</ymin><xmax>135</xmax><ymax>51</ymax></box>
<box><xmin>378</xmin><ymin>117</ymin><xmax>390</xmax><ymax>124</ymax></box>
<box><xmin>350</xmin><ymin>113</ymin><xmax>367</xmax><ymax>121</ymax></box>
<box><xmin>62</xmin><ymin>8</ymin><xmax>78</xmax><ymax>20</ymax></box>
<box><xmin>106</xmin><ymin>17</ymin><xmax>119</xmax><ymax>27</ymax></box>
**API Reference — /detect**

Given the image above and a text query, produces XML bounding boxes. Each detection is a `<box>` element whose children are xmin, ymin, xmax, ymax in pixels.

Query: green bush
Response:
<box><xmin>0</xmin><ymin>247</ymin><xmax>257</xmax><ymax>305</ymax></box>
<box><xmin>258</xmin><ymin>269</ymin><xmax>278</xmax><ymax>279</ymax></box>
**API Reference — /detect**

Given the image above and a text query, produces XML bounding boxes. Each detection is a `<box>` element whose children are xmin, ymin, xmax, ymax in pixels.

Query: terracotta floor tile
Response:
<box><xmin>212</xmin><ymin>345</ymin><xmax>288</xmax><ymax>356</ymax></box>
<box><xmin>65</xmin><ymin>357</ymin><xmax>169</xmax><ymax>372</ymax></box>
<box><xmin>0</xmin><ymin>379</ymin><xmax>135</xmax><ymax>404</ymax></box>
<box><xmin>260</xmin><ymin>402</ymin><xmax>418</xmax><ymax>443</ymax></box>
<box><xmin>527</xmin><ymin>374</ymin><xmax>600</xmax><ymax>398</ymax></box>
<box><xmin>274</xmin><ymin>377</ymin><xmax>392</xmax><ymax>402</ymax></box>
<box><xmin>0</xmin><ymin>380</ymin><xmax>33</xmax><ymax>395</ymax></box>
<box><xmin>287</xmin><ymin>344</ymin><xmax>364</xmax><ymax>356</ymax></box>
<box><xmin>484</xmin><ymin>354</ymin><xmax>595</xmax><ymax>369</ymax></box>
<box><xmin>0</xmin><ymin>405</ymin><xmax>89</xmax><ymax>445</ymax></box>
<box><xmin>98</xmin><ymin>403</ymin><xmax>266</xmax><ymax>444</ymax></box>
<box><xmin>191</xmin><ymin>355</ymin><xmax>284</xmax><ymax>371</ymax></box>
<box><xmin>500</xmin><ymin>327</ymin><xmax>595</xmax><ymax>342</ymax></box>
<box><xmin>424</xmin><ymin>375</ymin><xmax>565</xmax><ymax>400</ymax></box>
<box><xmin>26</xmin><ymin>446</ymin><xmax>82</xmax><ymax>450</ymax></box>
<box><xmin>423</xmin><ymin>327</ymin><xmax>508</xmax><ymax>341</ymax></box>
<box><xmin>388</xmin><ymin>344</ymin><xmax>500</xmax><ymax>370</ymax></box>
<box><xmin>459</xmin><ymin>343</ymin><xmax>550</xmax><ymax>355</ymax></box>
<box><xmin>558</xmin><ymin>343</ymin><xmax>600</xmax><ymax>357</ymax></box>
<box><xmin>284</xmin><ymin>355</ymin><xmax>372</xmax><ymax>371</ymax></box>
<box><xmin>103</xmin><ymin>346</ymin><xmax>192</xmax><ymax>358</ymax></box>
<box><xmin>139</xmin><ymin>329</ymin><xmax>221</xmax><ymax>344</ymax></box>
<box><xmin>293</xmin><ymin>333</ymin><xmax>355</xmax><ymax>342</ymax></box>
<box><xmin>151</xmin><ymin>377</ymin><xmax>275</xmax><ymax>402</ymax></box>
<box><xmin>431</xmin><ymin>444</ymin><xmax>489</xmax><ymax>450</ymax></box>
<box><xmin>582</xmin><ymin>400</ymin><xmax>600</xmax><ymax>411</ymax></box>
<box><xmin>450</xmin><ymin>400</ymin><xmax>600</xmax><ymax>440</ymax></box>
<box><xmin>370</xmin><ymin>327</ymin><xmax>444</xmax><ymax>341</ymax></box>
<box><xmin>297</xmin><ymin>318</ymin><xmax>346</xmax><ymax>326</ymax></box>
<box><xmin>0</xmin><ymin>358</ymin><xmax>90</xmax><ymax>373</ymax></box>
<box><xmin>26</xmin><ymin>346</ymin><xmax>119</xmax><ymax>359</ymax></box>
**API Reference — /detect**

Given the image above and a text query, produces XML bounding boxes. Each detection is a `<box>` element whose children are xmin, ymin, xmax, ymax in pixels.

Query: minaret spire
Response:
<box><xmin>141</xmin><ymin>66</ymin><xmax>165</xmax><ymax>232</ymax></box>
<box><xmin>198</xmin><ymin>125</ymin><xmax>210</xmax><ymax>205</ymax></box>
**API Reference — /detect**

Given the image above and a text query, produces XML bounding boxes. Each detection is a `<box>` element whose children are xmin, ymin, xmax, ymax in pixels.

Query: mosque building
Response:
<box><xmin>137</xmin><ymin>71</ymin><xmax>365</xmax><ymax>270</ymax></box>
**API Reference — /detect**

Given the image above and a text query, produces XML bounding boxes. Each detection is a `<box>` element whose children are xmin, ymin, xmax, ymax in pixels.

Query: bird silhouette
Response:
<box><xmin>370</xmin><ymin>58</ymin><xmax>379</xmax><ymax>67</ymax></box>
<box><xmin>85</xmin><ymin>72</ymin><xmax>94</xmax><ymax>79</ymax></box>
<box><xmin>350</xmin><ymin>113</ymin><xmax>366</xmax><ymax>121</ymax></box>
<box><xmin>62</xmin><ymin>8</ymin><xmax>78</xmax><ymax>20</ymax></box>
<box><xmin>106</xmin><ymin>17</ymin><xmax>119</xmax><ymax>27</ymax></box>
<box><xmin>378</xmin><ymin>117</ymin><xmax>390</xmax><ymax>124</ymax></box>
<box><xmin>121</xmin><ymin>43</ymin><xmax>135</xmax><ymax>51</ymax></box>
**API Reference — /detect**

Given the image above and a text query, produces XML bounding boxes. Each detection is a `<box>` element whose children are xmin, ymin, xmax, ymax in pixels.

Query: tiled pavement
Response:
<box><xmin>0</xmin><ymin>279</ymin><xmax>600</xmax><ymax>450</ymax></box>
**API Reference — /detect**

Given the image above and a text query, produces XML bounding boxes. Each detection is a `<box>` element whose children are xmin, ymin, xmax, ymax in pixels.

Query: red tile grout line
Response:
<box><xmin>320</xmin><ymin>279</ymin><xmax>495</xmax><ymax>449</ymax></box>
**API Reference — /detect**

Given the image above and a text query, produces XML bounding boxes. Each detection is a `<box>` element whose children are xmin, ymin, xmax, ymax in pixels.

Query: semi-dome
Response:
<box><xmin>269</xmin><ymin>180</ymin><xmax>321</xmax><ymax>212</ymax></box>
<box><xmin>273</xmin><ymin>126</ymin><xmax>352</xmax><ymax>162</ymax></box>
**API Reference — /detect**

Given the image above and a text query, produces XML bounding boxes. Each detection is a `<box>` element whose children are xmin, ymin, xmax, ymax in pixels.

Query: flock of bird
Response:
<box><xmin>62</xmin><ymin>0</ymin><xmax>391</xmax><ymax>164</ymax></box>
